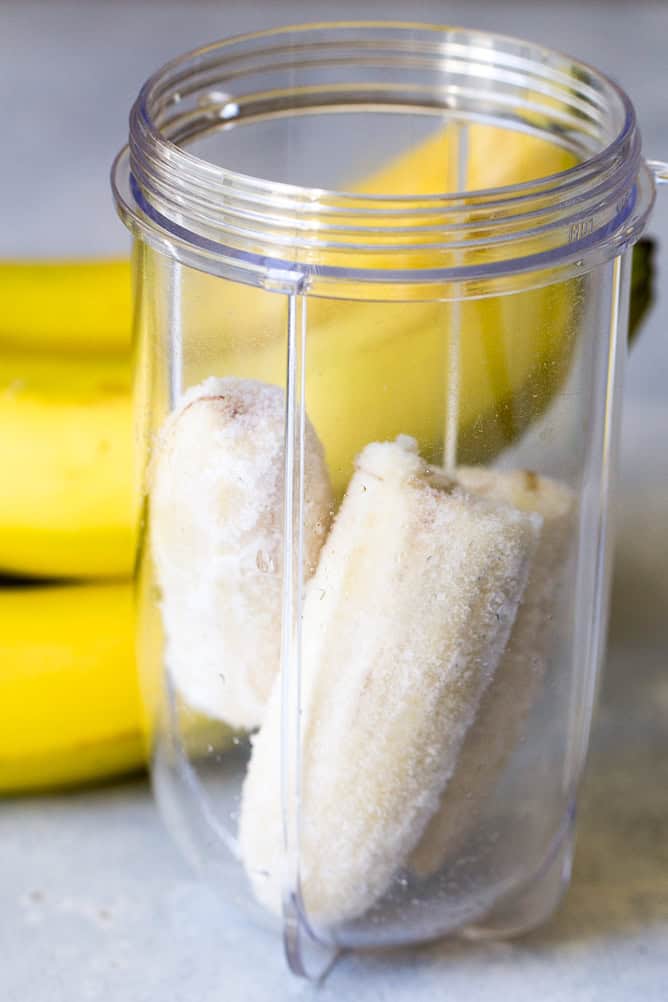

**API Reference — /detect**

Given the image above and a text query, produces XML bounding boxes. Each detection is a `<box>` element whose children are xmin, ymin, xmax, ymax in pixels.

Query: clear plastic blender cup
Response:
<box><xmin>112</xmin><ymin>22</ymin><xmax>665</xmax><ymax>978</ymax></box>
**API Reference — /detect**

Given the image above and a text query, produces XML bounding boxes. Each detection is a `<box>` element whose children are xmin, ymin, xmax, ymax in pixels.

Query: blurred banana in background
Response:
<box><xmin>0</xmin><ymin>582</ymin><xmax>142</xmax><ymax>792</ymax></box>
<box><xmin>0</xmin><ymin>350</ymin><xmax>134</xmax><ymax>578</ymax></box>
<box><xmin>0</xmin><ymin>259</ymin><xmax>131</xmax><ymax>353</ymax></box>
<box><xmin>0</xmin><ymin>128</ymin><xmax>655</xmax><ymax>793</ymax></box>
<box><xmin>0</xmin><ymin>259</ymin><xmax>140</xmax><ymax>791</ymax></box>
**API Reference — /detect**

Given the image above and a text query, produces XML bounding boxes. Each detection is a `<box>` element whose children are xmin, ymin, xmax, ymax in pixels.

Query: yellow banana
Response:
<box><xmin>0</xmin><ymin>259</ymin><xmax>131</xmax><ymax>352</ymax></box>
<box><xmin>0</xmin><ymin>576</ymin><xmax>237</xmax><ymax>792</ymax></box>
<box><xmin>186</xmin><ymin>279</ymin><xmax>575</xmax><ymax>496</ymax></box>
<box><xmin>0</xmin><ymin>582</ymin><xmax>143</xmax><ymax>792</ymax></box>
<box><xmin>0</xmin><ymin>349</ymin><xmax>135</xmax><ymax>578</ymax></box>
<box><xmin>183</xmin><ymin>125</ymin><xmax>577</xmax><ymax>493</ymax></box>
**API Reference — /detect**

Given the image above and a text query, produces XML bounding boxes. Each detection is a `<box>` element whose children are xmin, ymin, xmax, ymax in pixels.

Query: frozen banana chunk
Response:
<box><xmin>411</xmin><ymin>467</ymin><xmax>574</xmax><ymax>876</ymax></box>
<box><xmin>239</xmin><ymin>436</ymin><xmax>540</xmax><ymax>927</ymax></box>
<box><xmin>150</xmin><ymin>377</ymin><xmax>333</xmax><ymax>731</ymax></box>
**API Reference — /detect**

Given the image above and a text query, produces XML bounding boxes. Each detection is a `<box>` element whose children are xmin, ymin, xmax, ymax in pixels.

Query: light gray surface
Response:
<box><xmin>1</xmin><ymin>2</ymin><xmax>667</xmax><ymax>1000</ymax></box>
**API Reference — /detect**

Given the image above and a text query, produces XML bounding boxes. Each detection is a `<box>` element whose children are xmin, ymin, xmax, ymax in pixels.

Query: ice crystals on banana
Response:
<box><xmin>411</xmin><ymin>467</ymin><xmax>574</xmax><ymax>875</ymax></box>
<box><xmin>239</xmin><ymin>435</ymin><xmax>541</xmax><ymax>926</ymax></box>
<box><xmin>150</xmin><ymin>377</ymin><xmax>333</xmax><ymax>731</ymax></box>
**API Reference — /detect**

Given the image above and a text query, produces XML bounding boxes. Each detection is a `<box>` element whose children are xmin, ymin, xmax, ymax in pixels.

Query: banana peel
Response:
<box><xmin>0</xmin><ymin>259</ymin><xmax>131</xmax><ymax>353</ymax></box>
<box><xmin>0</xmin><ymin>350</ymin><xmax>135</xmax><ymax>578</ymax></box>
<box><xmin>0</xmin><ymin>582</ymin><xmax>143</xmax><ymax>792</ymax></box>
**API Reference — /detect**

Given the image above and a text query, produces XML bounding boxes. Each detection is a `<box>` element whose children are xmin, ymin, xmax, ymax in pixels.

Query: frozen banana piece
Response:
<box><xmin>411</xmin><ymin>467</ymin><xmax>574</xmax><ymax>876</ymax></box>
<box><xmin>239</xmin><ymin>436</ymin><xmax>540</xmax><ymax>927</ymax></box>
<box><xmin>150</xmin><ymin>377</ymin><xmax>333</xmax><ymax>731</ymax></box>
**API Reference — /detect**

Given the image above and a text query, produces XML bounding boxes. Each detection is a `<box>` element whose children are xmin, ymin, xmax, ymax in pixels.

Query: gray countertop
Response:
<box><xmin>1</xmin><ymin>2</ymin><xmax>667</xmax><ymax>999</ymax></box>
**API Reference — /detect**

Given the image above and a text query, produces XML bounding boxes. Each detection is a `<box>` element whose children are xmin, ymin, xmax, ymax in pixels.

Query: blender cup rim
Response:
<box><xmin>112</xmin><ymin>21</ymin><xmax>655</xmax><ymax>287</ymax></box>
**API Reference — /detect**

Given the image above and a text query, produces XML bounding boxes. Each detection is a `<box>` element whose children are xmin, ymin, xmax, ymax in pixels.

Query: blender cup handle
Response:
<box><xmin>648</xmin><ymin>160</ymin><xmax>668</xmax><ymax>185</ymax></box>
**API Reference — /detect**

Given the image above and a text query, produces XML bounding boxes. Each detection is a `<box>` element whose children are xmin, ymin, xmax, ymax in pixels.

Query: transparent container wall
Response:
<box><xmin>127</xmin><ymin>95</ymin><xmax>633</xmax><ymax>972</ymax></box>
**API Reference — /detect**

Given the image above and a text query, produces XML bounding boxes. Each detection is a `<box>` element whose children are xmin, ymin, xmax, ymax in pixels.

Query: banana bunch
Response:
<box><xmin>0</xmin><ymin>261</ymin><xmax>142</xmax><ymax>793</ymax></box>
<box><xmin>0</xmin><ymin>126</ymin><xmax>653</xmax><ymax>794</ymax></box>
